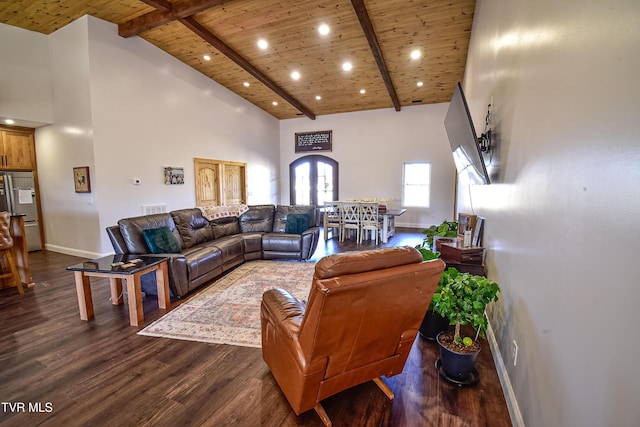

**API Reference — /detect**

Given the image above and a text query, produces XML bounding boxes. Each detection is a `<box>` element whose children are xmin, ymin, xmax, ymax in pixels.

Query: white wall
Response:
<box><xmin>32</xmin><ymin>16</ymin><xmax>280</xmax><ymax>257</ymax></box>
<box><xmin>279</xmin><ymin>105</ymin><xmax>456</xmax><ymax>228</ymax></box>
<box><xmin>36</xmin><ymin>17</ymin><xmax>98</xmax><ymax>258</ymax></box>
<box><xmin>460</xmin><ymin>0</ymin><xmax>640</xmax><ymax>426</ymax></box>
<box><xmin>0</xmin><ymin>23</ymin><xmax>53</xmax><ymax>126</ymax></box>
<box><xmin>85</xmin><ymin>17</ymin><xmax>280</xmax><ymax>254</ymax></box>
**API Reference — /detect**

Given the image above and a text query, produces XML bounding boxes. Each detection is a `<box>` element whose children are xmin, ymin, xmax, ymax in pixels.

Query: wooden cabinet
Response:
<box><xmin>223</xmin><ymin>163</ymin><xmax>246</xmax><ymax>205</ymax></box>
<box><xmin>0</xmin><ymin>127</ymin><xmax>36</xmax><ymax>170</ymax></box>
<box><xmin>195</xmin><ymin>159</ymin><xmax>220</xmax><ymax>206</ymax></box>
<box><xmin>194</xmin><ymin>158</ymin><xmax>247</xmax><ymax>207</ymax></box>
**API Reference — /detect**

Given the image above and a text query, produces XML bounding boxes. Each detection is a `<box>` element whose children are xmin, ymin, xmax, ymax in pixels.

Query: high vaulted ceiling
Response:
<box><xmin>0</xmin><ymin>0</ymin><xmax>475</xmax><ymax>120</ymax></box>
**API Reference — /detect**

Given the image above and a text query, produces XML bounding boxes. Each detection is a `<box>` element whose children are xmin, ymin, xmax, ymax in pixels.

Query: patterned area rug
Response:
<box><xmin>138</xmin><ymin>260</ymin><xmax>315</xmax><ymax>348</ymax></box>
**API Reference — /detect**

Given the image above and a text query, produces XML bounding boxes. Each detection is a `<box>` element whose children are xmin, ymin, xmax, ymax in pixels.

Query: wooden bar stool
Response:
<box><xmin>0</xmin><ymin>211</ymin><xmax>23</xmax><ymax>294</ymax></box>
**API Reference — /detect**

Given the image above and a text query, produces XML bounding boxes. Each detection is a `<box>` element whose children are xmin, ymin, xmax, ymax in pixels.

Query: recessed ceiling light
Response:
<box><xmin>203</xmin><ymin>55</ymin><xmax>211</xmax><ymax>61</ymax></box>
<box><xmin>360</xmin><ymin>89</ymin><xmax>366</xmax><ymax>94</ymax></box>
<box><xmin>417</xmin><ymin>81</ymin><xmax>424</xmax><ymax>87</ymax></box>
<box><xmin>342</xmin><ymin>62</ymin><xmax>353</xmax><ymax>71</ymax></box>
<box><xmin>272</xmin><ymin>101</ymin><xmax>278</xmax><ymax>106</ymax></box>
<box><xmin>291</xmin><ymin>71</ymin><xmax>301</xmax><ymax>80</ymax></box>
<box><xmin>316</xmin><ymin>95</ymin><xmax>322</xmax><ymax>100</ymax></box>
<box><xmin>243</xmin><ymin>82</ymin><xmax>250</xmax><ymax>87</ymax></box>
<box><xmin>257</xmin><ymin>39</ymin><xmax>268</xmax><ymax>50</ymax></box>
<box><xmin>318</xmin><ymin>24</ymin><xmax>330</xmax><ymax>36</ymax></box>
<box><xmin>410</xmin><ymin>49</ymin><xmax>421</xmax><ymax>60</ymax></box>
<box><xmin>4</xmin><ymin>119</ymin><xmax>15</xmax><ymax>125</ymax></box>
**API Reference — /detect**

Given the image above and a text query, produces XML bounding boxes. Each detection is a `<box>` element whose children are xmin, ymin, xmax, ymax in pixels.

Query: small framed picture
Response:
<box><xmin>73</xmin><ymin>166</ymin><xmax>91</xmax><ymax>193</ymax></box>
<box><xmin>457</xmin><ymin>213</ymin><xmax>477</xmax><ymax>237</ymax></box>
<box><xmin>164</xmin><ymin>167</ymin><xmax>184</xmax><ymax>185</ymax></box>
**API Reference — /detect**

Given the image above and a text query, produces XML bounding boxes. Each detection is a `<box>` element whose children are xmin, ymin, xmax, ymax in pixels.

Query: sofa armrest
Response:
<box><xmin>300</xmin><ymin>226</ymin><xmax>320</xmax><ymax>260</ymax></box>
<box><xmin>106</xmin><ymin>226</ymin><xmax>128</xmax><ymax>255</ymax></box>
<box><xmin>163</xmin><ymin>254</ymin><xmax>190</xmax><ymax>297</ymax></box>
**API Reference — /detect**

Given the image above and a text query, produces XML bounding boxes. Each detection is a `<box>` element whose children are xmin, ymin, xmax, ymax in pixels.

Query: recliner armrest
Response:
<box><xmin>261</xmin><ymin>288</ymin><xmax>306</xmax><ymax>336</ymax></box>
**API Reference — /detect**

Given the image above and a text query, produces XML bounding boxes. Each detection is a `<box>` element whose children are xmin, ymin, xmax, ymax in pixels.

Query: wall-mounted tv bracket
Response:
<box><xmin>478</xmin><ymin>103</ymin><xmax>492</xmax><ymax>153</ymax></box>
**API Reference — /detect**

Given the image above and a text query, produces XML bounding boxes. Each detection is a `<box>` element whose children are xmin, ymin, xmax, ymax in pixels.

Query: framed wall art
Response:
<box><xmin>164</xmin><ymin>166</ymin><xmax>184</xmax><ymax>185</ymax></box>
<box><xmin>295</xmin><ymin>130</ymin><xmax>332</xmax><ymax>153</ymax></box>
<box><xmin>73</xmin><ymin>166</ymin><xmax>91</xmax><ymax>193</ymax></box>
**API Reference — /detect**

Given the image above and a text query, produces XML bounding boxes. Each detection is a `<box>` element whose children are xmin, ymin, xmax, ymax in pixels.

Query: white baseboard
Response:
<box><xmin>487</xmin><ymin>322</ymin><xmax>525</xmax><ymax>427</ymax></box>
<box><xmin>45</xmin><ymin>243</ymin><xmax>111</xmax><ymax>260</ymax></box>
<box><xmin>395</xmin><ymin>222</ymin><xmax>426</xmax><ymax>229</ymax></box>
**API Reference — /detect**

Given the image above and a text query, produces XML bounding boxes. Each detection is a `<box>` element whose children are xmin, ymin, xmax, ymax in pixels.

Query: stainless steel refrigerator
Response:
<box><xmin>0</xmin><ymin>171</ymin><xmax>42</xmax><ymax>251</ymax></box>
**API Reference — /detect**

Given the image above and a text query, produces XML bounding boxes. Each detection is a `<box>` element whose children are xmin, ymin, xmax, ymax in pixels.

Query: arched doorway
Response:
<box><xmin>289</xmin><ymin>155</ymin><xmax>339</xmax><ymax>206</ymax></box>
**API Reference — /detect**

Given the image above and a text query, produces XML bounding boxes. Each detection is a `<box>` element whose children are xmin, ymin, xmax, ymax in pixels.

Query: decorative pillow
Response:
<box><xmin>142</xmin><ymin>226</ymin><xmax>182</xmax><ymax>254</ymax></box>
<box><xmin>285</xmin><ymin>214</ymin><xmax>310</xmax><ymax>234</ymax></box>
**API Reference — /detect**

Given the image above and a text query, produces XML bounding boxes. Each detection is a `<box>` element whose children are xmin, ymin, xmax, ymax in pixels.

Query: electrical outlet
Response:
<box><xmin>512</xmin><ymin>340</ymin><xmax>518</xmax><ymax>366</ymax></box>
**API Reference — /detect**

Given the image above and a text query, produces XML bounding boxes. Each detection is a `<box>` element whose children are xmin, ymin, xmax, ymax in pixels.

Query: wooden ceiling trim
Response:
<box><xmin>118</xmin><ymin>0</ymin><xmax>227</xmax><ymax>37</ymax></box>
<box><xmin>140</xmin><ymin>0</ymin><xmax>173</xmax><ymax>13</ymax></box>
<box><xmin>179</xmin><ymin>15</ymin><xmax>316</xmax><ymax>120</ymax></box>
<box><xmin>350</xmin><ymin>0</ymin><xmax>401</xmax><ymax>112</ymax></box>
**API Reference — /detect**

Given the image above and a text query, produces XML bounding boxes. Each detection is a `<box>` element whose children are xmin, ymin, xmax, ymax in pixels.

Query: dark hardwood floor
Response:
<box><xmin>0</xmin><ymin>228</ymin><xmax>511</xmax><ymax>426</ymax></box>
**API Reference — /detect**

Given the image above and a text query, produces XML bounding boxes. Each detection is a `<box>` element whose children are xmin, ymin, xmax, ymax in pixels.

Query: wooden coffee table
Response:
<box><xmin>67</xmin><ymin>255</ymin><xmax>170</xmax><ymax>327</ymax></box>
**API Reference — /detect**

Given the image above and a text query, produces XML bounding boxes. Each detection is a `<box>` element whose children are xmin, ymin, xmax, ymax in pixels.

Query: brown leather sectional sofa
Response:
<box><xmin>106</xmin><ymin>204</ymin><xmax>320</xmax><ymax>298</ymax></box>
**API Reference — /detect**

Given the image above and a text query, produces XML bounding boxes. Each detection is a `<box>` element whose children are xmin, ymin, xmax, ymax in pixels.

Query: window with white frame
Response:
<box><xmin>402</xmin><ymin>162</ymin><xmax>431</xmax><ymax>207</ymax></box>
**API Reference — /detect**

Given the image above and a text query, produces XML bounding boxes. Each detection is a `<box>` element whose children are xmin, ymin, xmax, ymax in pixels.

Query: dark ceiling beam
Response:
<box><xmin>350</xmin><ymin>0</ymin><xmax>401</xmax><ymax>112</ymax></box>
<box><xmin>119</xmin><ymin>0</ymin><xmax>227</xmax><ymax>37</ymax></box>
<box><xmin>179</xmin><ymin>16</ymin><xmax>316</xmax><ymax>120</ymax></box>
<box><xmin>140</xmin><ymin>0</ymin><xmax>173</xmax><ymax>13</ymax></box>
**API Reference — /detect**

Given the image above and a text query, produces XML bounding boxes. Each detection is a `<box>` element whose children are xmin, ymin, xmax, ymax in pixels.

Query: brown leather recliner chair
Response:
<box><xmin>261</xmin><ymin>246</ymin><xmax>445</xmax><ymax>426</ymax></box>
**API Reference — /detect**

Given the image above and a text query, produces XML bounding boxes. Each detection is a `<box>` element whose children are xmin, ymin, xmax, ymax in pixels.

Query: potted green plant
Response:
<box><xmin>418</xmin><ymin>219</ymin><xmax>458</xmax><ymax>251</ymax></box>
<box><xmin>432</xmin><ymin>268</ymin><xmax>500</xmax><ymax>383</ymax></box>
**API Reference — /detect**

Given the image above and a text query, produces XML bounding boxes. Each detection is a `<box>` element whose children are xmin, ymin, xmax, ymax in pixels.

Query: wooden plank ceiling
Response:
<box><xmin>0</xmin><ymin>0</ymin><xmax>475</xmax><ymax>120</ymax></box>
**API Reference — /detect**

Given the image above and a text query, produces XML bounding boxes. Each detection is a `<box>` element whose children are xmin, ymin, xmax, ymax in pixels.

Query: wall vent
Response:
<box><xmin>142</xmin><ymin>204</ymin><xmax>167</xmax><ymax>215</ymax></box>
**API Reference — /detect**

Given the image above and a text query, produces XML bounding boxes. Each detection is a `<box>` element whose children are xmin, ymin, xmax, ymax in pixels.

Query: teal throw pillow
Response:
<box><xmin>142</xmin><ymin>226</ymin><xmax>182</xmax><ymax>254</ymax></box>
<box><xmin>285</xmin><ymin>214</ymin><xmax>310</xmax><ymax>234</ymax></box>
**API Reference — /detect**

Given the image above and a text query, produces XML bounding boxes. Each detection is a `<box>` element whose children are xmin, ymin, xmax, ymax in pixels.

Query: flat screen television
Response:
<box><xmin>444</xmin><ymin>82</ymin><xmax>490</xmax><ymax>185</ymax></box>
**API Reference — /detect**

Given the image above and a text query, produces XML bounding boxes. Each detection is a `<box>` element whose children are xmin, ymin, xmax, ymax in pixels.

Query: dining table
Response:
<box><xmin>379</xmin><ymin>208</ymin><xmax>407</xmax><ymax>243</ymax></box>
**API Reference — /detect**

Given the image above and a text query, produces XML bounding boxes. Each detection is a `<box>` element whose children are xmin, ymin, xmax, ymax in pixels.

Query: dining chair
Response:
<box><xmin>340</xmin><ymin>202</ymin><xmax>361</xmax><ymax>243</ymax></box>
<box><xmin>359</xmin><ymin>202</ymin><xmax>381</xmax><ymax>244</ymax></box>
<box><xmin>323</xmin><ymin>201</ymin><xmax>342</xmax><ymax>241</ymax></box>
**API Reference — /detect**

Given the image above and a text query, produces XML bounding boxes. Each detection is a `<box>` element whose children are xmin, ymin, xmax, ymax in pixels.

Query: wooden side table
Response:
<box><xmin>439</xmin><ymin>241</ymin><xmax>487</xmax><ymax>276</ymax></box>
<box><xmin>443</xmin><ymin>259</ymin><xmax>486</xmax><ymax>276</ymax></box>
<box><xmin>67</xmin><ymin>255</ymin><xmax>170</xmax><ymax>327</ymax></box>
